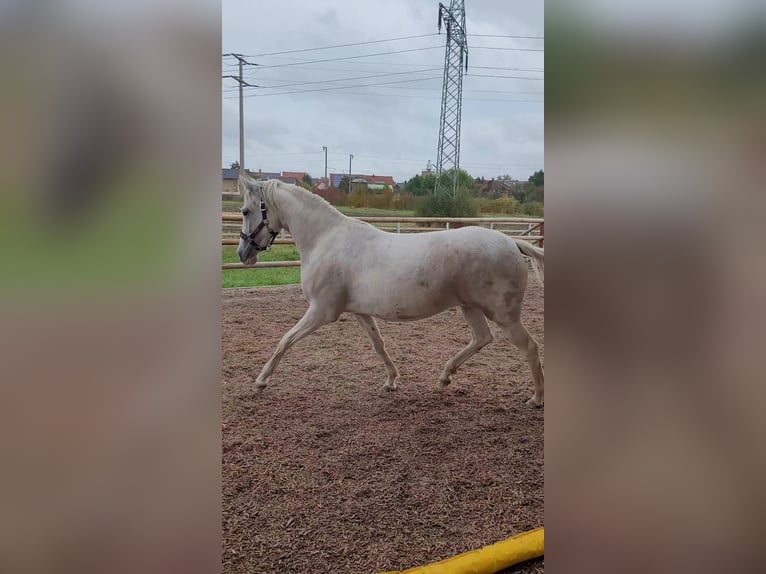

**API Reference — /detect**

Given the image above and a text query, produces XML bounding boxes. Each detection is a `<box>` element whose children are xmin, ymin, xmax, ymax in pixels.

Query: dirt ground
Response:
<box><xmin>222</xmin><ymin>280</ymin><xmax>544</xmax><ymax>574</ymax></box>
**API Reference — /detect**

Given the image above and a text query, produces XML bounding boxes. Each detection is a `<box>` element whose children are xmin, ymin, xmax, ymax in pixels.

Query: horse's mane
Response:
<box><xmin>240</xmin><ymin>175</ymin><xmax>344</xmax><ymax>218</ymax></box>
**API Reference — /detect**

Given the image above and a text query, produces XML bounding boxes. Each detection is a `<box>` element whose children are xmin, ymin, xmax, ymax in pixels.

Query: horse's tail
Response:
<box><xmin>514</xmin><ymin>239</ymin><xmax>544</xmax><ymax>285</ymax></box>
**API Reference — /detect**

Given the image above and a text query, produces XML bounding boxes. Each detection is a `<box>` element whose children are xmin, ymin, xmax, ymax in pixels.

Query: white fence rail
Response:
<box><xmin>222</xmin><ymin>214</ymin><xmax>543</xmax><ymax>270</ymax></box>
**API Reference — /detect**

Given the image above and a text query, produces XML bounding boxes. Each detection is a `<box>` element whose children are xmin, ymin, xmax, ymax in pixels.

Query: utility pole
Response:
<box><xmin>222</xmin><ymin>53</ymin><xmax>257</xmax><ymax>189</ymax></box>
<box><xmin>434</xmin><ymin>1</ymin><xmax>468</xmax><ymax>197</ymax></box>
<box><xmin>322</xmin><ymin>146</ymin><xmax>328</xmax><ymax>186</ymax></box>
<box><xmin>348</xmin><ymin>154</ymin><xmax>354</xmax><ymax>194</ymax></box>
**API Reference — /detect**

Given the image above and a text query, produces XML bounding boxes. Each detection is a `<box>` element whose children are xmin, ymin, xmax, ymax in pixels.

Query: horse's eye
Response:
<box><xmin>242</xmin><ymin>209</ymin><xmax>250</xmax><ymax>217</ymax></box>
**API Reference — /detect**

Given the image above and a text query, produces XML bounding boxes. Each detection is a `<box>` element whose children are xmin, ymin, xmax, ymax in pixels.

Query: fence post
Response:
<box><xmin>446</xmin><ymin>221</ymin><xmax>450</xmax><ymax>230</ymax></box>
<box><xmin>396</xmin><ymin>222</ymin><xmax>401</xmax><ymax>234</ymax></box>
<box><xmin>539</xmin><ymin>222</ymin><xmax>544</xmax><ymax>247</ymax></box>
<box><xmin>490</xmin><ymin>222</ymin><xmax>494</xmax><ymax>230</ymax></box>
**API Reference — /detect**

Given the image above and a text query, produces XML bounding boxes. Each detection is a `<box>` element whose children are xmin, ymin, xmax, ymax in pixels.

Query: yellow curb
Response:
<box><xmin>380</xmin><ymin>527</ymin><xmax>544</xmax><ymax>574</ymax></box>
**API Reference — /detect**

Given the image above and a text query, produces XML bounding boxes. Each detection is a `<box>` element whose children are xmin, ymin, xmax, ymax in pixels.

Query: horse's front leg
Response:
<box><xmin>255</xmin><ymin>305</ymin><xmax>332</xmax><ymax>391</ymax></box>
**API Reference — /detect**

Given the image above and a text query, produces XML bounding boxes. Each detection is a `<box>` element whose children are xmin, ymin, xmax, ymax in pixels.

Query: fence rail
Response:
<box><xmin>222</xmin><ymin>214</ymin><xmax>543</xmax><ymax>270</ymax></box>
<box><xmin>222</xmin><ymin>213</ymin><xmax>543</xmax><ymax>224</ymax></box>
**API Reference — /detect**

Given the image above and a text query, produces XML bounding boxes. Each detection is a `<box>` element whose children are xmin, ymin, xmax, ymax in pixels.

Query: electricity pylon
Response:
<box><xmin>434</xmin><ymin>1</ymin><xmax>468</xmax><ymax>197</ymax></box>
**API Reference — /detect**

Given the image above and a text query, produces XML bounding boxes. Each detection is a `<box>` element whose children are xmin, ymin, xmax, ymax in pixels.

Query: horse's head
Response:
<box><xmin>237</xmin><ymin>177</ymin><xmax>281</xmax><ymax>265</ymax></box>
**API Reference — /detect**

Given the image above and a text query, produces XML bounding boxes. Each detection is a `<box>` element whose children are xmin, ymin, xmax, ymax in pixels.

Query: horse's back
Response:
<box><xmin>337</xmin><ymin>225</ymin><xmax>528</xmax><ymax>321</ymax></box>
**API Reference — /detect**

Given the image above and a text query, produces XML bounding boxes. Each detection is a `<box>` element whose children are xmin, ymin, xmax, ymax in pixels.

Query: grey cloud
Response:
<box><xmin>223</xmin><ymin>0</ymin><xmax>543</xmax><ymax>180</ymax></box>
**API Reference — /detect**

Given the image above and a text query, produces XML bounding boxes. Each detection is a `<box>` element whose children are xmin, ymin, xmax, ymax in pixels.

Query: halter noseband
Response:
<box><xmin>240</xmin><ymin>200</ymin><xmax>278</xmax><ymax>251</ymax></box>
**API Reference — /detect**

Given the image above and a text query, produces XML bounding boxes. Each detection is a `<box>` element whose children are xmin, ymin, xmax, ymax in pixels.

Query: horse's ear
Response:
<box><xmin>238</xmin><ymin>172</ymin><xmax>257</xmax><ymax>196</ymax></box>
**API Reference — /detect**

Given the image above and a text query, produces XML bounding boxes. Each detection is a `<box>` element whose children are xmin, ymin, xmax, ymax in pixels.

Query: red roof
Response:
<box><xmin>282</xmin><ymin>171</ymin><xmax>306</xmax><ymax>180</ymax></box>
<box><xmin>365</xmin><ymin>174</ymin><xmax>396</xmax><ymax>187</ymax></box>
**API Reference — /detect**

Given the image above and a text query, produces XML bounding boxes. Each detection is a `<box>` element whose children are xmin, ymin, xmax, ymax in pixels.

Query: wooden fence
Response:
<box><xmin>222</xmin><ymin>214</ymin><xmax>544</xmax><ymax>270</ymax></box>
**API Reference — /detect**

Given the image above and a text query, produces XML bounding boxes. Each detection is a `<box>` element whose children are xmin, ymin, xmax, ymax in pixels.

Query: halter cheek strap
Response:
<box><xmin>239</xmin><ymin>201</ymin><xmax>278</xmax><ymax>251</ymax></box>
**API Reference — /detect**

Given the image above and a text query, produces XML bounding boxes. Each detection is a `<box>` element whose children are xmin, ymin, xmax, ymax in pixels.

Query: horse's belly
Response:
<box><xmin>345</xmin><ymin>285</ymin><xmax>458</xmax><ymax>322</ymax></box>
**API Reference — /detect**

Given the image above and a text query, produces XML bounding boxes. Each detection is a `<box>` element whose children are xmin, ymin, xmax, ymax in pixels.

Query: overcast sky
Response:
<box><xmin>222</xmin><ymin>0</ymin><xmax>543</xmax><ymax>182</ymax></box>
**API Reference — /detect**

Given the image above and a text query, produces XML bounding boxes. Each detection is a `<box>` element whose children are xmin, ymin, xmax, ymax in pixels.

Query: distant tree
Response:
<box><xmin>528</xmin><ymin>169</ymin><xmax>544</xmax><ymax>187</ymax></box>
<box><xmin>230</xmin><ymin>160</ymin><xmax>240</xmax><ymax>170</ymax></box>
<box><xmin>437</xmin><ymin>168</ymin><xmax>475</xmax><ymax>194</ymax></box>
<box><xmin>403</xmin><ymin>174</ymin><xmax>435</xmax><ymax>196</ymax></box>
<box><xmin>350</xmin><ymin>185</ymin><xmax>368</xmax><ymax>208</ymax></box>
<box><xmin>381</xmin><ymin>185</ymin><xmax>393</xmax><ymax>209</ymax></box>
<box><xmin>524</xmin><ymin>185</ymin><xmax>544</xmax><ymax>204</ymax></box>
<box><xmin>302</xmin><ymin>173</ymin><xmax>313</xmax><ymax>185</ymax></box>
<box><xmin>478</xmin><ymin>196</ymin><xmax>519</xmax><ymax>215</ymax></box>
<box><xmin>337</xmin><ymin>176</ymin><xmax>350</xmax><ymax>193</ymax></box>
<box><xmin>521</xmin><ymin>201</ymin><xmax>544</xmax><ymax>217</ymax></box>
<box><xmin>416</xmin><ymin>190</ymin><xmax>478</xmax><ymax>218</ymax></box>
<box><xmin>405</xmin><ymin>169</ymin><xmax>475</xmax><ymax>197</ymax></box>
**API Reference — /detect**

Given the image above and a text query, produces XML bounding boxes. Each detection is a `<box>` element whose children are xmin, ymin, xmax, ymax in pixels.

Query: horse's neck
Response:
<box><xmin>271</xmin><ymin>187</ymin><xmax>344</xmax><ymax>254</ymax></box>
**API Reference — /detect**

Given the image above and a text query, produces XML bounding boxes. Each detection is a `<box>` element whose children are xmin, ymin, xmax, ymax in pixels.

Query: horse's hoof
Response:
<box><xmin>526</xmin><ymin>397</ymin><xmax>543</xmax><ymax>408</ymax></box>
<box><xmin>254</xmin><ymin>381</ymin><xmax>267</xmax><ymax>394</ymax></box>
<box><xmin>438</xmin><ymin>377</ymin><xmax>451</xmax><ymax>388</ymax></box>
<box><xmin>381</xmin><ymin>383</ymin><xmax>398</xmax><ymax>393</ymax></box>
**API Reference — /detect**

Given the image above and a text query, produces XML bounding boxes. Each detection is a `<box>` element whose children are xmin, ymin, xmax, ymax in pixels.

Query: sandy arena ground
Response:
<box><xmin>222</xmin><ymin>280</ymin><xmax>544</xmax><ymax>573</ymax></box>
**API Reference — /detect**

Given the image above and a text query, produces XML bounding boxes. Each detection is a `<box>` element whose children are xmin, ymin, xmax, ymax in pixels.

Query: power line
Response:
<box><xmin>225</xmin><ymin>32</ymin><xmax>542</xmax><ymax>59</ymax></box>
<box><xmin>231</xmin><ymin>154</ymin><xmax>541</xmax><ymax>174</ymax></box>
<box><xmin>224</xmin><ymin>81</ymin><xmax>543</xmax><ymax>96</ymax></box>
<box><xmin>240</xmin><ymin>46</ymin><xmax>444</xmax><ymax>70</ymax></box>
<box><xmin>223</xmin><ymin>32</ymin><xmax>541</xmax><ymax>61</ymax></box>
<box><xmin>470</xmin><ymin>45</ymin><xmax>544</xmax><ymax>52</ymax></box>
<box><xmin>222</xmin><ymin>76</ymin><xmax>544</xmax><ymax>101</ymax></box>
<box><xmin>471</xmin><ymin>33</ymin><xmax>543</xmax><ymax>39</ymax></box>
<box><xmin>223</xmin><ymin>75</ymin><xmax>443</xmax><ymax>99</ymax></box>
<box><xmin>341</xmin><ymin>85</ymin><xmax>543</xmax><ymax>95</ymax></box>
<box><xmin>234</xmin><ymin>63</ymin><xmax>543</xmax><ymax>75</ymax></box>
<box><xmin>223</xmin><ymin>90</ymin><xmax>542</xmax><ymax>103</ymax></box>
<box><xmin>222</xmin><ymin>70</ymin><xmax>545</xmax><ymax>94</ymax></box>
<box><xmin>235</xmin><ymin>67</ymin><xmax>442</xmax><ymax>91</ymax></box>
<box><xmin>276</xmin><ymin>155</ymin><xmax>540</xmax><ymax>170</ymax></box>
<box><xmin>250</xmin><ymin>91</ymin><xmax>541</xmax><ymax>103</ymax></box>
<box><xmin>230</xmin><ymin>56</ymin><xmax>543</xmax><ymax>73</ymax></box>
<box><xmin>223</xmin><ymin>68</ymin><xmax>542</xmax><ymax>94</ymax></box>
<box><xmin>471</xmin><ymin>65</ymin><xmax>543</xmax><ymax>72</ymax></box>
<box><xmin>468</xmin><ymin>73</ymin><xmax>544</xmax><ymax>80</ymax></box>
<box><xmin>233</xmin><ymin>33</ymin><xmax>440</xmax><ymax>58</ymax></box>
<box><xmin>222</xmin><ymin>68</ymin><xmax>451</xmax><ymax>94</ymax></box>
<box><xmin>349</xmin><ymin>153</ymin><xmax>540</xmax><ymax>167</ymax></box>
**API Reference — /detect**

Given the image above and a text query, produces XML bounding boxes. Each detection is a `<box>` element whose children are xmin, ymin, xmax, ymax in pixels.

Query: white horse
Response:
<box><xmin>237</xmin><ymin>176</ymin><xmax>545</xmax><ymax>406</ymax></box>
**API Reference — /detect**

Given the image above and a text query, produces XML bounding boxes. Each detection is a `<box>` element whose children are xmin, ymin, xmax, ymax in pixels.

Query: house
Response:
<box><xmin>222</xmin><ymin>168</ymin><xmax>240</xmax><ymax>195</ymax></box>
<box><xmin>249</xmin><ymin>169</ymin><xmax>281</xmax><ymax>180</ymax></box>
<box><xmin>282</xmin><ymin>171</ymin><xmax>307</xmax><ymax>183</ymax></box>
<box><xmin>329</xmin><ymin>172</ymin><xmax>364</xmax><ymax>188</ymax></box>
<box><xmin>224</xmin><ymin>167</ymin><xmax>318</xmax><ymax>195</ymax></box>
<box><xmin>475</xmin><ymin>177</ymin><xmax>516</xmax><ymax>197</ymax></box>
<box><xmin>328</xmin><ymin>172</ymin><xmax>398</xmax><ymax>191</ymax></box>
<box><xmin>365</xmin><ymin>174</ymin><xmax>397</xmax><ymax>192</ymax></box>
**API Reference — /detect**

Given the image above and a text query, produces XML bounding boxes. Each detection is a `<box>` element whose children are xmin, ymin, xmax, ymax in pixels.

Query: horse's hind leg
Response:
<box><xmin>501</xmin><ymin>318</ymin><xmax>544</xmax><ymax>407</ymax></box>
<box><xmin>439</xmin><ymin>306</ymin><xmax>493</xmax><ymax>388</ymax></box>
<box><xmin>355</xmin><ymin>314</ymin><xmax>400</xmax><ymax>392</ymax></box>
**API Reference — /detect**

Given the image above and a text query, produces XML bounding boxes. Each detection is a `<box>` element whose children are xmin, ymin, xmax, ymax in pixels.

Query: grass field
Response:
<box><xmin>222</xmin><ymin>244</ymin><xmax>300</xmax><ymax>288</ymax></box>
<box><xmin>222</xmin><ymin>199</ymin><xmax>241</xmax><ymax>213</ymax></box>
<box><xmin>336</xmin><ymin>206</ymin><xmax>415</xmax><ymax>217</ymax></box>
